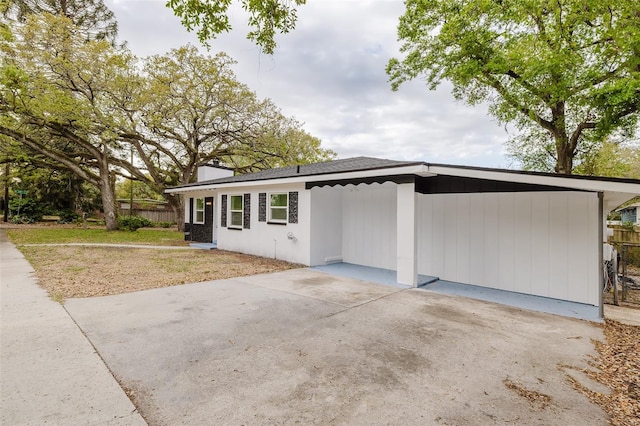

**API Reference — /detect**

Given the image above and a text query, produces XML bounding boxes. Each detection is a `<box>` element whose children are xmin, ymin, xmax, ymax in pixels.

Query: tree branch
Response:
<box><xmin>569</xmin><ymin>121</ymin><xmax>596</xmax><ymax>153</ymax></box>
<box><xmin>482</xmin><ymin>72</ymin><xmax>556</xmax><ymax>133</ymax></box>
<box><xmin>505</xmin><ymin>70</ymin><xmax>552</xmax><ymax>103</ymax></box>
<box><xmin>0</xmin><ymin>125</ymin><xmax>100</xmax><ymax>186</ymax></box>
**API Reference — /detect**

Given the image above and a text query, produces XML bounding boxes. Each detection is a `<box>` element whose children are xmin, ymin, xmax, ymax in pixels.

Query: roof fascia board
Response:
<box><xmin>427</xmin><ymin>165</ymin><xmax>640</xmax><ymax>194</ymax></box>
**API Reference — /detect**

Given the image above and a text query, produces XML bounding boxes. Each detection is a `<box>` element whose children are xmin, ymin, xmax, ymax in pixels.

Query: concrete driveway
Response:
<box><xmin>65</xmin><ymin>269</ymin><xmax>607</xmax><ymax>425</ymax></box>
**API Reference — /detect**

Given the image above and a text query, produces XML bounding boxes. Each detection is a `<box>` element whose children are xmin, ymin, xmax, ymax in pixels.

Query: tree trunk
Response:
<box><xmin>555</xmin><ymin>144</ymin><xmax>574</xmax><ymax>175</ymax></box>
<box><xmin>98</xmin><ymin>165</ymin><xmax>118</xmax><ymax>231</ymax></box>
<box><xmin>166</xmin><ymin>194</ymin><xmax>184</xmax><ymax>232</ymax></box>
<box><xmin>553</xmin><ymin>127</ymin><xmax>573</xmax><ymax>175</ymax></box>
<box><xmin>3</xmin><ymin>163</ymin><xmax>9</xmax><ymax>222</ymax></box>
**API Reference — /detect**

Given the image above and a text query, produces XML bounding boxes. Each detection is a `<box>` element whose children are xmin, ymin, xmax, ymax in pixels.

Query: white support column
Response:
<box><xmin>598</xmin><ymin>192</ymin><xmax>604</xmax><ymax>319</ymax></box>
<box><xmin>397</xmin><ymin>182</ymin><xmax>417</xmax><ymax>286</ymax></box>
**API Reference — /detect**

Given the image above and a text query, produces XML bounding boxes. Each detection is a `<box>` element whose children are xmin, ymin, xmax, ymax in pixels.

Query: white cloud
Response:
<box><xmin>105</xmin><ymin>0</ymin><xmax>512</xmax><ymax>167</ymax></box>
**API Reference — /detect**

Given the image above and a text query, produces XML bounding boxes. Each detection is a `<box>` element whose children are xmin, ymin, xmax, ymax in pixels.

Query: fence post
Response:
<box><xmin>621</xmin><ymin>245</ymin><xmax>628</xmax><ymax>303</ymax></box>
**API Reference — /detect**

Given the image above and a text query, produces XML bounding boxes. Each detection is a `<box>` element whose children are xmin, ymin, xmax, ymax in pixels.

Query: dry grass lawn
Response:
<box><xmin>19</xmin><ymin>245</ymin><xmax>300</xmax><ymax>301</ymax></box>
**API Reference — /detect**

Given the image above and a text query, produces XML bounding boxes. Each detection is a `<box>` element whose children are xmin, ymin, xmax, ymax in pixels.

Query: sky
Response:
<box><xmin>104</xmin><ymin>0</ymin><xmax>514</xmax><ymax>168</ymax></box>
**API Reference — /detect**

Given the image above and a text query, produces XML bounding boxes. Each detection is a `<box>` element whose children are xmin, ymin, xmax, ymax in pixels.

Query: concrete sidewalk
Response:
<box><xmin>0</xmin><ymin>230</ymin><xmax>146</xmax><ymax>425</ymax></box>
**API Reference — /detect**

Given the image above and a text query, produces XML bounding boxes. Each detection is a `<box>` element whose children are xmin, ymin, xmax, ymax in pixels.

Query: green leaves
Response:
<box><xmin>5</xmin><ymin>0</ymin><xmax>119</xmax><ymax>44</ymax></box>
<box><xmin>166</xmin><ymin>0</ymin><xmax>306</xmax><ymax>54</ymax></box>
<box><xmin>388</xmin><ymin>0</ymin><xmax>640</xmax><ymax>174</ymax></box>
<box><xmin>166</xmin><ymin>0</ymin><xmax>233</xmax><ymax>45</ymax></box>
<box><xmin>135</xmin><ymin>43</ymin><xmax>334</xmax><ymax>181</ymax></box>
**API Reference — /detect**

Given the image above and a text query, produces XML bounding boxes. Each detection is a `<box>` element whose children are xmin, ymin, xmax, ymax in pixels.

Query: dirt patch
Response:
<box><xmin>18</xmin><ymin>246</ymin><xmax>300</xmax><ymax>300</ymax></box>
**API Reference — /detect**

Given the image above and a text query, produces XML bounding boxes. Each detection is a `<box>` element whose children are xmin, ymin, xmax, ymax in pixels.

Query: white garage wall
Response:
<box><xmin>216</xmin><ymin>183</ymin><xmax>311</xmax><ymax>265</ymax></box>
<box><xmin>342</xmin><ymin>182</ymin><xmax>397</xmax><ymax>270</ymax></box>
<box><xmin>417</xmin><ymin>192</ymin><xmax>599</xmax><ymax>306</ymax></box>
<box><xmin>309</xmin><ymin>186</ymin><xmax>343</xmax><ymax>266</ymax></box>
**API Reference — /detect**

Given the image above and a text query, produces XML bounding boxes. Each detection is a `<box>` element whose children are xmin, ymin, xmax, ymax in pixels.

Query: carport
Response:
<box><xmin>306</xmin><ymin>162</ymin><xmax>640</xmax><ymax>318</ymax></box>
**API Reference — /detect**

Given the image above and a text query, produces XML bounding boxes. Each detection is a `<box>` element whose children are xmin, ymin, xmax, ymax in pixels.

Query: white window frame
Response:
<box><xmin>194</xmin><ymin>198</ymin><xmax>205</xmax><ymax>224</ymax></box>
<box><xmin>229</xmin><ymin>194</ymin><xmax>243</xmax><ymax>229</ymax></box>
<box><xmin>268</xmin><ymin>193</ymin><xmax>288</xmax><ymax>224</ymax></box>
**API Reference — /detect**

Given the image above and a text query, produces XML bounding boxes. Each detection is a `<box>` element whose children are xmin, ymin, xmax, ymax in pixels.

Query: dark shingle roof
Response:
<box><xmin>171</xmin><ymin>155</ymin><xmax>640</xmax><ymax>193</ymax></box>
<box><xmin>175</xmin><ymin>157</ymin><xmax>423</xmax><ymax>189</ymax></box>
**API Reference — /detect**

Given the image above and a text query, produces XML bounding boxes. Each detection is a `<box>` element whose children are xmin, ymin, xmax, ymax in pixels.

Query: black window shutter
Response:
<box><xmin>188</xmin><ymin>198</ymin><xmax>194</xmax><ymax>224</ymax></box>
<box><xmin>243</xmin><ymin>193</ymin><xmax>251</xmax><ymax>229</ymax></box>
<box><xmin>288</xmin><ymin>191</ymin><xmax>298</xmax><ymax>223</ymax></box>
<box><xmin>258</xmin><ymin>193</ymin><xmax>267</xmax><ymax>222</ymax></box>
<box><xmin>221</xmin><ymin>195</ymin><xmax>227</xmax><ymax>227</ymax></box>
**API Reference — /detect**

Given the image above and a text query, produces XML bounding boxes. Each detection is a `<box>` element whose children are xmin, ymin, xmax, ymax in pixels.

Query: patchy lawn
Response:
<box><xmin>6</xmin><ymin>227</ymin><xmax>187</xmax><ymax>246</ymax></box>
<box><xmin>17</xmin><ymin>246</ymin><xmax>300</xmax><ymax>301</ymax></box>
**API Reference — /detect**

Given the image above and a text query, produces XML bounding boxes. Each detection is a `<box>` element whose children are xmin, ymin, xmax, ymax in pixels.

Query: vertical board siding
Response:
<box><xmin>467</xmin><ymin>195</ymin><xmax>485</xmax><ymax>286</ymax></box>
<box><xmin>342</xmin><ymin>183</ymin><xmax>397</xmax><ymax>270</ymax></box>
<box><xmin>456</xmin><ymin>195</ymin><xmax>471</xmax><ymax>284</ymax></box>
<box><xmin>443</xmin><ymin>196</ymin><xmax>458</xmax><ymax>280</ymax></box>
<box><xmin>431</xmin><ymin>195</ymin><xmax>446</xmax><ymax>277</ymax></box>
<box><xmin>513</xmin><ymin>194</ymin><xmax>532</xmax><ymax>295</ymax></box>
<box><xmin>417</xmin><ymin>192</ymin><xmax>599</xmax><ymax>306</ymax></box>
<box><xmin>567</xmin><ymin>193</ymin><xmax>594</xmax><ymax>304</ymax></box>
<box><xmin>498</xmin><ymin>194</ymin><xmax>516</xmax><ymax>292</ymax></box>
<box><xmin>530</xmin><ymin>194</ymin><xmax>550</xmax><ymax>297</ymax></box>
<box><xmin>482</xmin><ymin>194</ymin><xmax>500</xmax><ymax>288</ymax></box>
<box><xmin>416</xmin><ymin>194</ymin><xmax>433</xmax><ymax>274</ymax></box>
<box><xmin>548</xmin><ymin>193</ymin><xmax>569</xmax><ymax>301</ymax></box>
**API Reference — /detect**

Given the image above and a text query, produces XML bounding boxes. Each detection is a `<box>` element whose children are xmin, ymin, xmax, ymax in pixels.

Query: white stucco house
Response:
<box><xmin>166</xmin><ymin>157</ymin><xmax>640</xmax><ymax>315</ymax></box>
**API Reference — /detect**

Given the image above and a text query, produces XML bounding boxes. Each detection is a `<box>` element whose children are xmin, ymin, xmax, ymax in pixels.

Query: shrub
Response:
<box><xmin>117</xmin><ymin>215</ymin><xmax>154</xmax><ymax>232</ymax></box>
<box><xmin>621</xmin><ymin>221</ymin><xmax>636</xmax><ymax>231</ymax></box>
<box><xmin>155</xmin><ymin>221</ymin><xmax>175</xmax><ymax>228</ymax></box>
<box><xmin>9</xmin><ymin>197</ymin><xmax>43</xmax><ymax>223</ymax></box>
<box><xmin>56</xmin><ymin>210</ymin><xmax>79</xmax><ymax>224</ymax></box>
<box><xmin>9</xmin><ymin>214</ymin><xmax>35</xmax><ymax>224</ymax></box>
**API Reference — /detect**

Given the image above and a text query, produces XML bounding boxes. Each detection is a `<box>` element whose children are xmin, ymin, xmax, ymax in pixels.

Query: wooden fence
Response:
<box><xmin>117</xmin><ymin>208</ymin><xmax>176</xmax><ymax>224</ymax></box>
<box><xmin>610</xmin><ymin>226</ymin><xmax>640</xmax><ymax>245</ymax></box>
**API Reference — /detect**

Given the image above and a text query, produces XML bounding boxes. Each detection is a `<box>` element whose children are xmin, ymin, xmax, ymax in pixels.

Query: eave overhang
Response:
<box><xmin>165</xmin><ymin>160</ymin><xmax>640</xmax><ymax>212</ymax></box>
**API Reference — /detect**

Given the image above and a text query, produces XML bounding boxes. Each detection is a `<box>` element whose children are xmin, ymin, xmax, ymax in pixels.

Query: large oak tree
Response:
<box><xmin>118</xmin><ymin>45</ymin><xmax>334</xmax><ymax>229</ymax></box>
<box><xmin>387</xmin><ymin>0</ymin><xmax>640</xmax><ymax>174</ymax></box>
<box><xmin>1</xmin><ymin>13</ymin><xmax>334</xmax><ymax>229</ymax></box>
<box><xmin>1</xmin><ymin>13</ymin><xmax>133</xmax><ymax>229</ymax></box>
